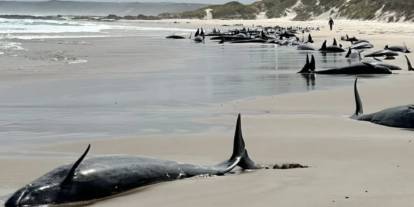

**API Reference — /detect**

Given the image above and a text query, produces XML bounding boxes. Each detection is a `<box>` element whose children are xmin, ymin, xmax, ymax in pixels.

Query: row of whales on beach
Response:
<box><xmin>166</xmin><ymin>28</ymin><xmax>410</xmax><ymax>63</ymax></box>
<box><xmin>298</xmin><ymin>54</ymin><xmax>413</xmax><ymax>74</ymax></box>
<box><xmin>5</xmin><ymin>26</ymin><xmax>414</xmax><ymax>206</ymax></box>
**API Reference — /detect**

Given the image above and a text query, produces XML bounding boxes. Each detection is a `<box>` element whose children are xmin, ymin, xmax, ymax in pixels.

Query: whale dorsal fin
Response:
<box><xmin>352</xmin><ymin>78</ymin><xmax>364</xmax><ymax>118</ymax></box>
<box><xmin>320</xmin><ymin>40</ymin><xmax>327</xmax><ymax>50</ymax></box>
<box><xmin>61</xmin><ymin>144</ymin><xmax>91</xmax><ymax>186</ymax></box>
<box><xmin>230</xmin><ymin>114</ymin><xmax>245</xmax><ymax>161</ymax></box>
<box><xmin>215</xmin><ymin>114</ymin><xmax>259</xmax><ymax>174</ymax></box>
<box><xmin>307</xmin><ymin>34</ymin><xmax>313</xmax><ymax>43</ymax></box>
<box><xmin>405</xmin><ymin>55</ymin><xmax>414</xmax><ymax>71</ymax></box>
<box><xmin>333</xmin><ymin>38</ymin><xmax>337</xmax><ymax>46</ymax></box>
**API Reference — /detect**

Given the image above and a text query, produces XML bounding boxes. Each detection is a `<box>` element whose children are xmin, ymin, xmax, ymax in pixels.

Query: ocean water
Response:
<box><xmin>0</xmin><ymin>18</ymin><xmax>193</xmax><ymax>39</ymax></box>
<box><xmin>0</xmin><ymin>18</ymin><xmax>112</xmax><ymax>34</ymax></box>
<box><xmin>0</xmin><ymin>19</ymin><xmax>389</xmax><ymax>151</ymax></box>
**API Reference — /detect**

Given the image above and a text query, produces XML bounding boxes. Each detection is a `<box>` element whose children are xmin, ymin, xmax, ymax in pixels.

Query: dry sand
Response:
<box><xmin>1</xmin><ymin>19</ymin><xmax>414</xmax><ymax>206</ymax></box>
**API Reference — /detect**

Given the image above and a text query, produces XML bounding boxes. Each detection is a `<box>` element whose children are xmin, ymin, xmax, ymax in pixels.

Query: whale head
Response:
<box><xmin>5</xmin><ymin>182</ymin><xmax>62</xmax><ymax>207</ymax></box>
<box><xmin>5</xmin><ymin>145</ymin><xmax>91</xmax><ymax>207</ymax></box>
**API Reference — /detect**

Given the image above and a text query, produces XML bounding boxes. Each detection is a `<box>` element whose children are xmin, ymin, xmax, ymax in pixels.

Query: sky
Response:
<box><xmin>5</xmin><ymin>0</ymin><xmax>257</xmax><ymax>4</ymax></box>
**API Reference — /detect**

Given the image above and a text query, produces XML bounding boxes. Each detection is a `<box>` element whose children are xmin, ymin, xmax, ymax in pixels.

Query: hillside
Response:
<box><xmin>165</xmin><ymin>0</ymin><xmax>414</xmax><ymax>22</ymax></box>
<box><xmin>0</xmin><ymin>1</ymin><xmax>207</xmax><ymax>16</ymax></box>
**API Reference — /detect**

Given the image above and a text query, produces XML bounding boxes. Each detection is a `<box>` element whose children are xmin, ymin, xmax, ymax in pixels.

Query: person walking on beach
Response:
<box><xmin>329</xmin><ymin>17</ymin><xmax>334</xmax><ymax>31</ymax></box>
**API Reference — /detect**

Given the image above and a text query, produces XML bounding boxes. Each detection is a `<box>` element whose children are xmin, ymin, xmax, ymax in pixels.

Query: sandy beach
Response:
<box><xmin>1</xmin><ymin>19</ymin><xmax>414</xmax><ymax>206</ymax></box>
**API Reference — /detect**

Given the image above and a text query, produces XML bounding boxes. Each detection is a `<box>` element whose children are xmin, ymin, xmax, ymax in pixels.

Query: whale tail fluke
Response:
<box><xmin>352</xmin><ymin>78</ymin><xmax>364</xmax><ymax>119</ymax></box>
<box><xmin>405</xmin><ymin>55</ymin><xmax>414</xmax><ymax>71</ymax></box>
<box><xmin>216</xmin><ymin>114</ymin><xmax>259</xmax><ymax>174</ymax></box>
<box><xmin>298</xmin><ymin>54</ymin><xmax>316</xmax><ymax>73</ymax></box>
<box><xmin>310</xmin><ymin>54</ymin><xmax>315</xmax><ymax>72</ymax></box>
<box><xmin>298</xmin><ymin>54</ymin><xmax>310</xmax><ymax>73</ymax></box>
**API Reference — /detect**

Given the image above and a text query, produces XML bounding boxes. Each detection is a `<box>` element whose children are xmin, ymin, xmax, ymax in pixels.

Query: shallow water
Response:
<box><xmin>0</xmin><ymin>21</ymin><xmax>389</xmax><ymax>150</ymax></box>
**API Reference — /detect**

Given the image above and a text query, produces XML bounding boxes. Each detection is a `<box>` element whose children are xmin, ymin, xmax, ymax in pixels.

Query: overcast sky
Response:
<box><xmin>6</xmin><ymin>0</ymin><xmax>257</xmax><ymax>4</ymax></box>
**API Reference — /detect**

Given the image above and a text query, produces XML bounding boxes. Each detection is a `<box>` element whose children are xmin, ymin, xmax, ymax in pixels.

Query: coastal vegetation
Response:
<box><xmin>164</xmin><ymin>0</ymin><xmax>414</xmax><ymax>22</ymax></box>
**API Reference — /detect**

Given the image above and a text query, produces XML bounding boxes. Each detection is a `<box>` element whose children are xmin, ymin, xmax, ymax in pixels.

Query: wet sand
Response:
<box><xmin>1</xmin><ymin>19</ymin><xmax>414</xmax><ymax>206</ymax></box>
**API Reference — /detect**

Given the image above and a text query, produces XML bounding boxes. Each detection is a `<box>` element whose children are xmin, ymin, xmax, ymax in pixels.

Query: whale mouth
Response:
<box><xmin>4</xmin><ymin>185</ymin><xmax>33</xmax><ymax>207</ymax></box>
<box><xmin>4</xmin><ymin>190</ymin><xmax>25</xmax><ymax>207</ymax></box>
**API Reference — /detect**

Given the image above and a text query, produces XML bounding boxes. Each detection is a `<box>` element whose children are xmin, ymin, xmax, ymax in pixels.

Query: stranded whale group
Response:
<box><xmin>4</xmin><ymin>26</ymin><xmax>414</xmax><ymax>207</ymax></box>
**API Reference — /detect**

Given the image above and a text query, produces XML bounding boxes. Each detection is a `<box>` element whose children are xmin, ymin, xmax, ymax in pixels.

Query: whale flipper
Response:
<box><xmin>62</xmin><ymin>144</ymin><xmax>91</xmax><ymax>185</ymax></box>
<box><xmin>352</xmin><ymin>78</ymin><xmax>364</xmax><ymax>119</ymax></box>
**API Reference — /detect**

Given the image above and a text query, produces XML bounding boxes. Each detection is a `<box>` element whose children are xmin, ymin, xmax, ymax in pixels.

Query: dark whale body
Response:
<box><xmin>231</xmin><ymin>39</ymin><xmax>267</xmax><ymax>44</ymax></box>
<box><xmin>166</xmin><ymin>35</ymin><xmax>186</xmax><ymax>39</ymax></box>
<box><xmin>385</xmin><ymin>45</ymin><xmax>410</xmax><ymax>53</ymax></box>
<box><xmin>315</xmin><ymin>63</ymin><xmax>392</xmax><ymax>74</ymax></box>
<box><xmin>5</xmin><ymin>115</ymin><xmax>258</xmax><ymax>207</ymax></box>
<box><xmin>352</xmin><ymin>79</ymin><xmax>414</xmax><ymax>128</ymax></box>
<box><xmin>364</xmin><ymin>50</ymin><xmax>399</xmax><ymax>58</ymax></box>
<box><xmin>297</xmin><ymin>55</ymin><xmax>392</xmax><ymax>75</ymax></box>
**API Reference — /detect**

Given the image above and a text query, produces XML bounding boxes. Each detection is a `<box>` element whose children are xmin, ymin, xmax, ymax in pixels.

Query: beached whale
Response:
<box><xmin>364</xmin><ymin>50</ymin><xmax>399</xmax><ymax>58</ymax></box>
<box><xmin>166</xmin><ymin>35</ymin><xmax>186</xmax><ymax>39</ymax></box>
<box><xmin>298</xmin><ymin>54</ymin><xmax>392</xmax><ymax>74</ymax></box>
<box><xmin>319</xmin><ymin>40</ymin><xmax>345</xmax><ymax>53</ymax></box>
<box><xmin>385</xmin><ymin>45</ymin><xmax>410</xmax><ymax>53</ymax></box>
<box><xmin>231</xmin><ymin>38</ymin><xmax>267</xmax><ymax>44</ymax></box>
<box><xmin>351</xmin><ymin>78</ymin><xmax>414</xmax><ymax>128</ymax></box>
<box><xmin>5</xmin><ymin>115</ymin><xmax>259</xmax><ymax>207</ymax></box>
<box><xmin>341</xmin><ymin>34</ymin><xmax>359</xmax><ymax>42</ymax></box>
<box><xmin>351</xmin><ymin>42</ymin><xmax>374</xmax><ymax>50</ymax></box>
